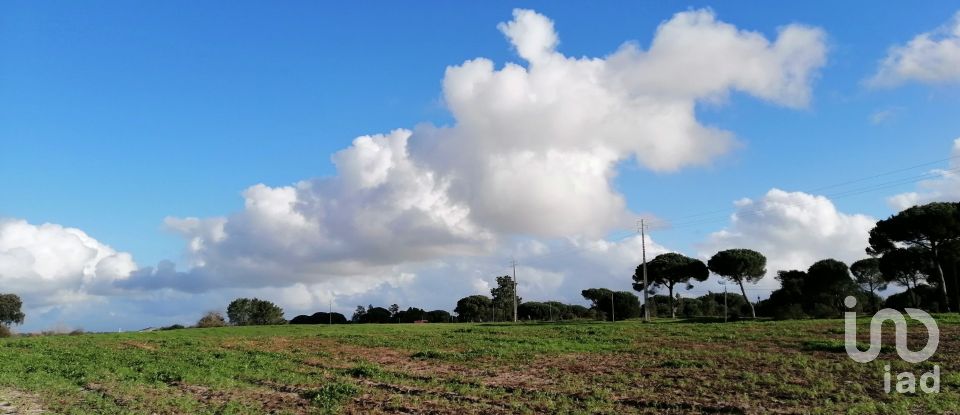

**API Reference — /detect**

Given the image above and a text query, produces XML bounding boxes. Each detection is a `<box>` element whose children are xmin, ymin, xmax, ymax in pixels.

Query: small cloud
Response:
<box><xmin>868</xmin><ymin>12</ymin><xmax>960</xmax><ymax>87</ymax></box>
<box><xmin>869</xmin><ymin>107</ymin><xmax>898</xmax><ymax>125</ymax></box>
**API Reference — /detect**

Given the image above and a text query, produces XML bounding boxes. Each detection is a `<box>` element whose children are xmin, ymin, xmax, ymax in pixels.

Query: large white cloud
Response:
<box><xmin>143</xmin><ymin>9</ymin><xmax>826</xmax><ymax>295</ymax></box>
<box><xmin>888</xmin><ymin>138</ymin><xmax>960</xmax><ymax>210</ymax></box>
<box><xmin>869</xmin><ymin>12</ymin><xmax>960</xmax><ymax>87</ymax></box>
<box><xmin>700</xmin><ymin>189</ymin><xmax>876</xmax><ymax>291</ymax></box>
<box><xmin>0</xmin><ymin>219</ymin><xmax>137</xmax><ymax>307</ymax></box>
<box><xmin>418</xmin><ymin>9</ymin><xmax>825</xmax><ymax>236</ymax></box>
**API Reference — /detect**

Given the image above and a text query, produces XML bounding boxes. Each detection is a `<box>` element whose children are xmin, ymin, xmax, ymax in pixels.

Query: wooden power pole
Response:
<box><xmin>640</xmin><ymin>219</ymin><xmax>649</xmax><ymax>322</ymax></box>
<box><xmin>511</xmin><ymin>258</ymin><xmax>518</xmax><ymax>323</ymax></box>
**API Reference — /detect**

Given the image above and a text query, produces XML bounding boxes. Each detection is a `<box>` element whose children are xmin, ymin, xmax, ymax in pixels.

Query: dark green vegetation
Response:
<box><xmin>291</xmin><ymin>312</ymin><xmax>349</xmax><ymax>325</ymax></box>
<box><xmin>707</xmin><ymin>249</ymin><xmax>767</xmax><ymax>318</ymax></box>
<box><xmin>633</xmin><ymin>253</ymin><xmax>709</xmax><ymax>318</ymax></box>
<box><xmin>1</xmin><ymin>317</ymin><xmax>959</xmax><ymax>414</ymax></box>
<box><xmin>581</xmin><ymin>289</ymin><xmax>641</xmax><ymax>321</ymax></box>
<box><xmin>0</xmin><ymin>293</ymin><xmax>24</xmax><ymax>338</ymax></box>
<box><xmin>227</xmin><ymin>298</ymin><xmax>287</xmax><ymax>326</ymax></box>
<box><xmin>869</xmin><ymin>202</ymin><xmax>960</xmax><ymax>311</ymax></box>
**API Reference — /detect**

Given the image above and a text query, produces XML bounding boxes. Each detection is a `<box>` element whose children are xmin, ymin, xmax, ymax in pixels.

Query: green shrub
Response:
<box><xmin>411</xmin><ymin>350</ymin><xmax>445</xmax><ymax>360</ymax></box>
<box><xmin>346</xmin><ymin>363</ymin><xmax>382</xmax><ymax>378</ymax></box>
<box><xmin>303</xmin><ymin>382</ymin><xmax>360</xmax><ymax>413</ymax></box>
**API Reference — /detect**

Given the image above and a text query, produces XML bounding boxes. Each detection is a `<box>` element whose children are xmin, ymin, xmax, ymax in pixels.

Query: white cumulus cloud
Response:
<box><xmin>700</xmin><ymin>189</ymin><xmax>876</xmax><ymax>290</ymax></box>
<box><xmin>125</xmin><ymin>9</ymin><xmax>828</xmax><ymax>298</ymax></box>
<box><xmin>869</xmin><ymin>12</ymin><xmax>960</xmax><ymax>87</ymax></box>
<box><xmin>0</xmin><ymin>219</ymin><xmax>137</xmax><ymax>307</ymax></box>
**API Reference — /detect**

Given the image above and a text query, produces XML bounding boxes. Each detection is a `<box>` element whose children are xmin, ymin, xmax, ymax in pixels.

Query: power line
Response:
<box><xmin>654</xmin><ymin>166</ymin><xmax>960</xmax><ymax>232</ymax></box>
<box><xmin>805</xmin><ymin>154</ymin><xmax>960</xmax><ymax>193</ymax></box>
<box><xmin>506</xmin><ymin>152</ymin><xmax>956</xmax><ymax>264</ymax></box>
<box><xmin>519</xmin><ymin>229</ymin><xmax>638</xmax><ymax>265</ymax></box>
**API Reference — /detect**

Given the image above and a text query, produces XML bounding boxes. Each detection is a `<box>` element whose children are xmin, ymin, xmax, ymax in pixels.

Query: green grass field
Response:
<box><xmin>1</xmin><ymin>316</ymin><xmax>958</xmax><ymax>414</ymax></box>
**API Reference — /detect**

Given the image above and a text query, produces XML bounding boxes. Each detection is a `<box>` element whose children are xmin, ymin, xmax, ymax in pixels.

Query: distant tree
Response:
<box><xmin>289</xmin><ymin>315</ymin><xmax>311</xmax><ymax>324</ymax></box>
<box><xmin>581</xmin><ymin>289</ymin><xmax>640</xmax><ymax>321</ymax></box>
<box><xmin>708</xmin><ymin>249</ymin><xmax>766</xmax><ymax>318</ymax></box>
<box><xmin>352</xmin><ymin>306</ymin><xmax>366</xmax><ymax>322</ymax></box>
<box><xmin>197</xmin><ymin>311</ymin><xmax>227</xmax><ymax>328</ymax></box>
<box><xmin>454</xmin><ymin>295</ymin><xmax>492</xmax><ymax>322</ymax></box>
<box><xmin>227</xmin><ymin>298</ymin><xmax>253</xmax><ymax>326</ymax></box>
<box><xmin>646</xmin><ymin>295</ymin><xmax>673</xmax><ymax>318</ymax></box>
<box><xmin>541</xmin><ymin>301</ymin><xmax>564</xmax><ymax>320</ymax></box>
<box><xmin>326</xmin><ymin>312</ymin><xmax>348</xmax><ymax>324</ymax></box>
<box><xmin>885</xmin><ymin>285</ymin><xmax>944</xmax><ymax>312</ymax></box>
<box><xmin>869</xmin><ymin>202</ymin><xmax>960</xmax><ymax>312</ymax></box>
<box><xmin>290</xmin><ymin>312</ymin><xmax>348</xmax><ymax>325</ymax></box>
<box><xmin>360</xmin><ymin>307</ymin><xmax>391</xmax><ymax>323</ymax></box>
<box><xmin>581</xmin><ymin>288</ymin><xmax>613</xmax><ymax>315</ymax></box>
<box><xmin>633</xmin><ymin>253</ymin><xmax>709</xmax><ymax>318</ymax></box>
<box><xmin>762</xmin><ymin>270</ymin><xmax>808</xmax><ymax>319</ymax></box>
<box><xmin>395</xmin><ymin>307</ymin><xmax>426</xmax><ymax>323</ymax></box>
<box><xmin>851</xmin><ymin>258</ymin><xmax>887</xmax><ymax>312</ymax></box>
<box><xmin>879</xmin><ymin>247</ymin><xmax>935</xmax><ymax>308</ymax></box>
<box><xmin>388</xmin><ymin>304</ymin><xmax>400</xmax><ymax>322</ymax></box>
<box><xmin>805</xmin><ymin>259</ymin><xmax>857</xmax><ymax>317</ymax></box>
<box><xmin>491</xmin><ymin>275</ymin><xmax>520</xmax><ymax>321</ymax></box>
<box><xmin>425</xmin><ymin>310</ymin><xmax>452</xmax><ymax>323</ymax></box>
<box><xmin>0</xmin><ymin>294</ymin><xmax>25</xmax><ymax>328</ymax></box>
<box><xmin>160</xmin><ymin>324</ymin><xmax>186</xmax><ymax>331</ymax></box>
<box><xmin>697</xmin><ymin>292</ymin><xmax>752</xmax><ymax>319</ymax></box>
<box><xmin>676</xmin><ymin>296</ymin><xmax>704</xmax><ymax>318</ymax></box>
<box><xmin>518</xmin><ymin>302</ymin><xmax>552</xmax><ymax>321</ymax></box>
<box><xmin>571</xmin><ymin>304</ymin><xmax>595</xmax><ymax>319</ymax></box>
<box><xmin>227</xmin><ymin>298</ymin><xmax>286</xmax><ymax>326</ymax></box>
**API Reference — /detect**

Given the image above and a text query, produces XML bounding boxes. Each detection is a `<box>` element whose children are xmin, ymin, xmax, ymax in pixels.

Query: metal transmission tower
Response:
<box><xmin>639</xmin><ymin>219</ymin><xmax>650</xmax><ymax>322</ymax></box>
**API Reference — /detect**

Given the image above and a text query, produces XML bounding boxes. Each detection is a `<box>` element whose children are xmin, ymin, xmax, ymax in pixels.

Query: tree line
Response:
<box><xmin>0</xmin><ymin>202</ymin><xmax>956</xmax><ymax>333</ymax></box>
<box><xmin>634</xmin><ymin>201</ymin><xmax>960</xmax><ymax>319</ymax></box>
<box><xmin>452</xmin><ymin>201</ymin><xmax>960</xmax><ymax>322</ymax></box>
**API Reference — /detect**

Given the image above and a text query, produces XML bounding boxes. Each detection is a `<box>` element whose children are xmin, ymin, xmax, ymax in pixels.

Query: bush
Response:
<box><xmin>302</xmin><ymin>382</ymin><xmax>359</xmax><ymax>412</ymax></box>
<box><xmin>0</xmin><ymin>325</ymin><xmax>11</xmax><ymax>338</ymax></box>
<box><xmin>160</xmin><ymin>324</ymin><xmax>186</xmax><ymax>331</ymax></box>
<box><xmin>885</xmin><ymin>285</ymin><xmax>943</xmax><ymax>312</ymax></box>
<box><xmin>290</xmin><ymin>312</ymin><xmax>348</xmax><ymax>325</ymax></box>
<box><xmin>227</xmin><ymin>298</ymin><xmax>286</xmax><ymax>326</ymax></box>
<box><xmin>197</xmin><ymin>312</ymin><xmax>227</xmax><ymax>328</ymax></box>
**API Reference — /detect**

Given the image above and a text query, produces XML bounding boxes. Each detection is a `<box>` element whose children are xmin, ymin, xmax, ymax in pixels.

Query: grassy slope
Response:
<box><xmin>1</xmin><ymin>317</ymin><xmax>958</xmax><ymax>414</ymax></box>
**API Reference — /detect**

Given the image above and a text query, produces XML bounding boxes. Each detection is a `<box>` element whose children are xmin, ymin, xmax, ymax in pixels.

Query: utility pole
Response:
<box><xmin>511</xmin><ymin>257</ymin><xmax>518</xmax><ymax>323</ymax></box>
<box><xmin>639</xmin><ymin>219</ymin><xmax>649</xmax><ymax>322</ymax></box>
<box><xmin>610</xmin><ymin>292</ymin><xmax>615</xmax><ymax>322</ymax></box>
<box><xmin>723</xmin><ymin>284</ymin><xmax>728</xmax><ymax>323</ymax></box>
<box><xmin>329</xmin><ymin>298</ymin><xmax>333</xmax><ymax>325</ymax></box>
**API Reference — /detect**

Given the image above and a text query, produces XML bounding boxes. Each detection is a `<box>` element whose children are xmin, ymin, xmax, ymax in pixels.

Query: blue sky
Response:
<box><xmin>2</xmin><ymin>2</ymin><xmax>960</xmax><ymax>331</ymax></box>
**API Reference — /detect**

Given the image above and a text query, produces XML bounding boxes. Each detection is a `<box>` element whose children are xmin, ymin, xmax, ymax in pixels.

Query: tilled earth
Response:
<box><xmin>0</xmin><ymin>390</ymin><xmax>44</xmax><ymax>415</ymax></box>
<box><xmin>0</xmin><ymin>318</ymin><xmax>958</xmax><ymax>414</ymax></box>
